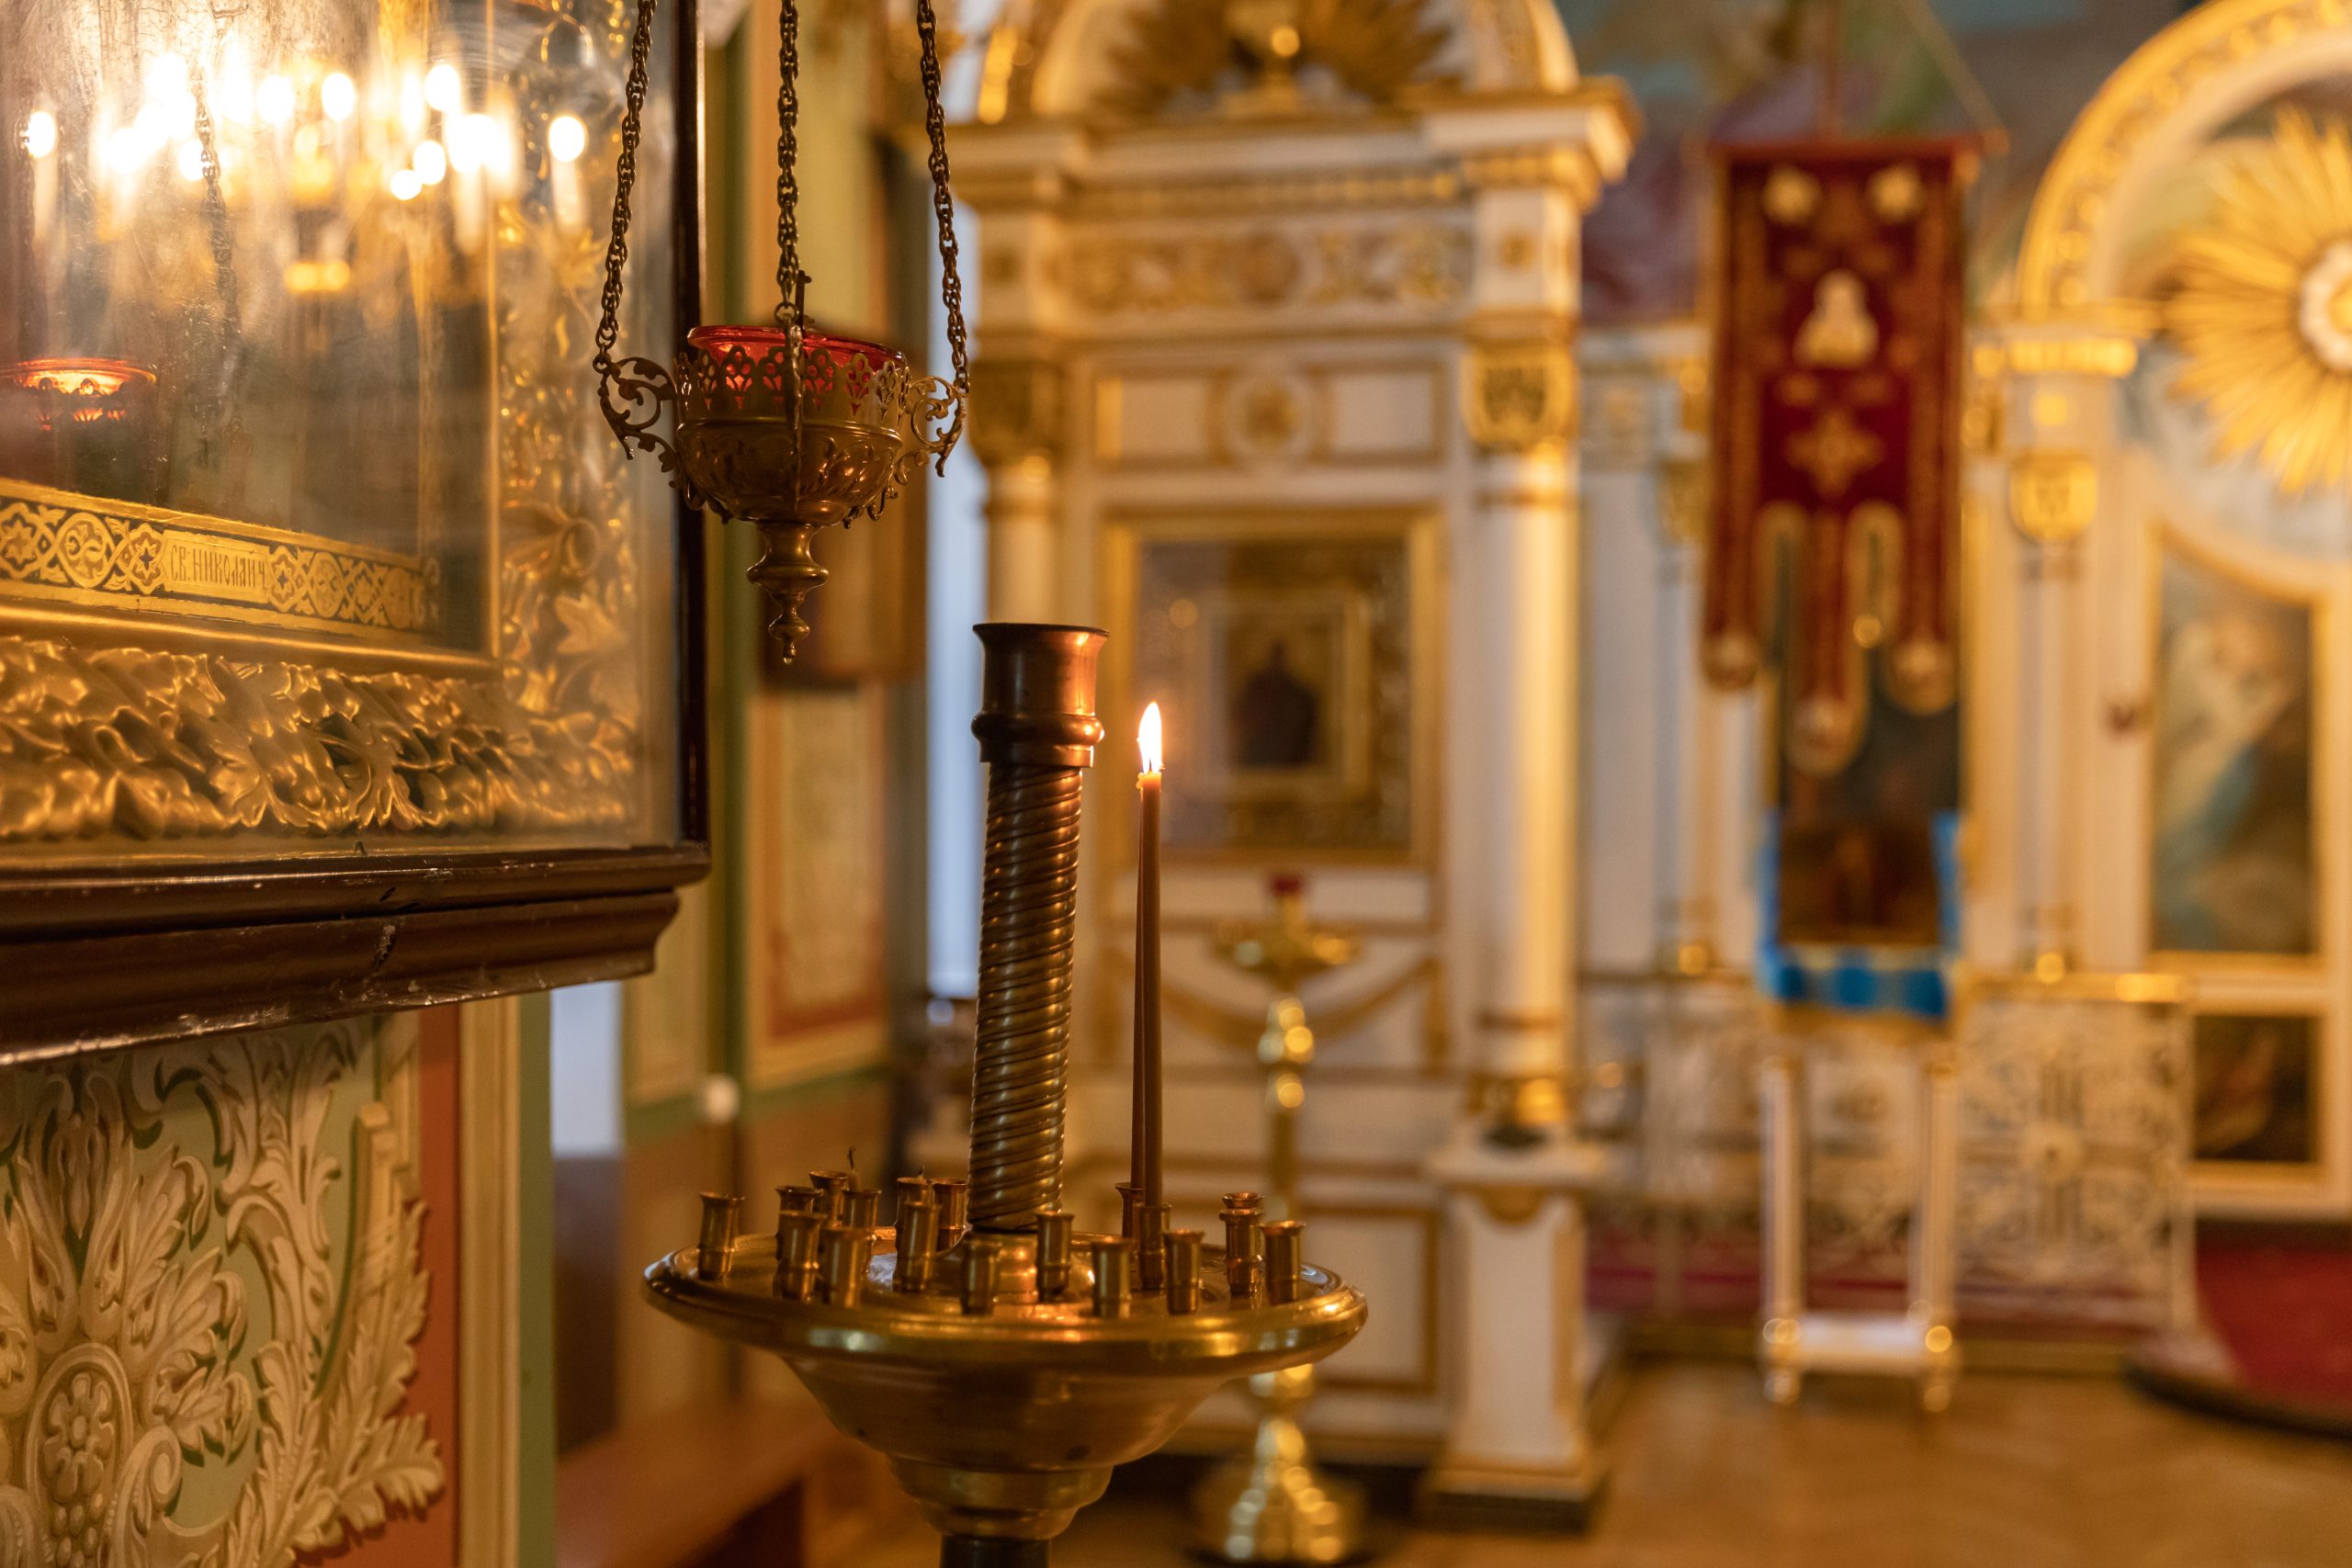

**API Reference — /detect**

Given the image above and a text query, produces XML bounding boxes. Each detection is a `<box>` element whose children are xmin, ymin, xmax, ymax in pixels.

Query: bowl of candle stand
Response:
<box><xmin>673</xmin><ymin>325</ymin><xmax>930</xmax><ymax>656</ymax></box>
<box><xmin>644</xmin><ymin>1229</ymin><xmax>1366</xmax><ymax>1544</ymax></box>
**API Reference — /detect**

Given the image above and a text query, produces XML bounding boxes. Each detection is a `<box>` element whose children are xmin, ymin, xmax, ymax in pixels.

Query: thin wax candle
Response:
<box><xmin>1134</xmin><ymin>703</ymin><xmax>1164</xmax><ymax>1207</ymax></box>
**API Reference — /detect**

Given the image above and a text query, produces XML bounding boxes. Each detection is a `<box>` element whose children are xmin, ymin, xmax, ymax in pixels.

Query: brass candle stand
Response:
<box><xmin>644</xmin><ymin>628</ymin><xmax>1367</xmax><ymax>1565</ymax></box>
<box><xmin>1192</xmin><ymin>876</ymin><xmax>1368</xmax><ymax>1564</ymax></box>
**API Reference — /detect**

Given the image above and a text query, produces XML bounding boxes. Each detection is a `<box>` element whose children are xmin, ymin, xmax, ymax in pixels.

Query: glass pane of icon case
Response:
<box><xmin>0</xmin><ymin>0</ymin><xmax>685</xmax><ymax>853</ymax></box>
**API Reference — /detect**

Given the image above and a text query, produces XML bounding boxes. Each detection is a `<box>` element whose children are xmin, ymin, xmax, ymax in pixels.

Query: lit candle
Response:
<box><xmin>548</xmin><ymin>112</ymin><xmax>586</xmax><ymax>232</ymax></box>
<box><xmin>1134</xmin><ymin>703</ymin><xmax>1164</xmax><ymax>1207</ymax></box>
<box><xmin>23</xmin><ymin>110</ymin><xmax>58</xmax><ymax>249</ymax></box>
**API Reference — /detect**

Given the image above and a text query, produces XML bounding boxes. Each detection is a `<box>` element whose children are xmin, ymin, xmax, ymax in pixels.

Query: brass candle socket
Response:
<box><xmin>1263</xmin><ymin>1223</ymin><xmax>1306</xmax><ymax>1307</ymax></box>
<box><xmin>774</xmin><ymin>1213</ymin><xmax>822</xmax><ymax>1303</ymax></box>
<box><xmin>1165</xmin><ymin>1231</ymin><xmax>1204</xmax><ymax>1315</ymax></box>
<box><xmin>1090</xmin><ymin>1239</ymin><xmax>1135</xmax><ymax>1319</ymax></box>
<box><xmin>1222</xmin><ymin>1194</ymin><xmax>1265</xmax><ymax>1303</ymax></box>
<box><xmin>1037</xmin><ymin>1212</ymin><xmax>1075</xmax><ymax>1299</ymax></box>
<box><xmin>898</xmin><ymin>1201</ymin><xmax>941</xmax><ymax>1294</ymax></box>
<box><xmin>962</xmin><ymin>1236</ymin><xmax>1005</xmax><ymax>1316</ymax></box>
<box><xmin>821</xmin><ymin>1224</ymin><xmax>872</xmax><ymax>1308</ymax></box>
<box><xmin>933</xmin><ymin>1179</ymin><xmax>971</xmax><ymax>1245</ymax></box>
<box><xmin>1137</xmin><ymin>1203</ymin><xmax>1171</xmax><ymax>1292</ymax></box>
<box><xmin>696</xmin><ymin>1193</ymin><xmax>743</xmax><ymax>1280</ymax></box>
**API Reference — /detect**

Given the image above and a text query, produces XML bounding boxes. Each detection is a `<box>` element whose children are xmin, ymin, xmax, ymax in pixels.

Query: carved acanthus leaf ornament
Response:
<box><xmin>0</xmin><ymin>1020</ymin><xmax>443</xmax><ymax>1567</ymax></box>
<box><xmin>1105</xmin><ymin>0</ymin><xmax>1454</xmax><ymax>115</ymax></box>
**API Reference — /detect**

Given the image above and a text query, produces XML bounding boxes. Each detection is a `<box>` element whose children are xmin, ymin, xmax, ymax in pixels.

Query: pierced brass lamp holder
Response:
<box><xmin>1193</xmin><ymin>875</ymin><xmax>1369</xmax><ymax>1564</ymax></box>
<box><xmin>591</xmin><ymin>0</ymin><xmax>968</xmax><ymax>660</ymax></box>
<box><xmin>644</xmin><ymin>629</ymin><xmax>1366</xmax><ymax>1565</ymax></box>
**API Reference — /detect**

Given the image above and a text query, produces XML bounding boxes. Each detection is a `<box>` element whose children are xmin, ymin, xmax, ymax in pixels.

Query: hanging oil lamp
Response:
<box><xmin>592</xmin><ymin>0</ymin><xmax>968</xmax><ymax>660</ymax></box>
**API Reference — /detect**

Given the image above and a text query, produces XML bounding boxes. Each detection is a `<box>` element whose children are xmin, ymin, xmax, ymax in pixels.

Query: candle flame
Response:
<box><xmin>1138</xmin><ymin>702</ymin><xmax>1163</xmax><ymax>775</ymax></box>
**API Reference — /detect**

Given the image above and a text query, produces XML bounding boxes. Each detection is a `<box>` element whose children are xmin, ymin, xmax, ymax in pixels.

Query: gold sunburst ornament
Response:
<box><xmin>2165</xmin><ymin>107</ymin><xmax>2352</xmax><ymax>499</ymax></box>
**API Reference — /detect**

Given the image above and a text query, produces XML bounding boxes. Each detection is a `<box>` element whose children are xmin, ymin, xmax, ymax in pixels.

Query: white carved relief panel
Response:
<box><xmin>1585</xmin><ymin>978</ymin><xmax>2188</xmax><ymax>1326</ymax></box>
<box><xmin>1955</xmin><ymin>992</ymin><xmax>2188</xmax><ymax>1319</ymax></box>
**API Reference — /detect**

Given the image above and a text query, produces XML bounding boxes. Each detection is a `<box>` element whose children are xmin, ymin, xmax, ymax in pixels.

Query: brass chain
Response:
<box><xmin>913</xmin><ymin>0</ymin><xmax>968</xmax><ymax>400</ymax></box>
<box><xmin>594</xmin><ymin>0</ymin><xmax>661</xmax><ymax>377</ymax></box>
<box><xmin>775</xmin><ymin>0</ymin><xmax>804</xmax><ymax>328</ymax></box>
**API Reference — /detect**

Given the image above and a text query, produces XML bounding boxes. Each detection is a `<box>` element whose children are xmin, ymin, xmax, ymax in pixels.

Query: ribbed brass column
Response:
<box><xmin>967</xmin><ymin>624</ymin><xmax>1105</xmax><ymax>1231</ymax></box>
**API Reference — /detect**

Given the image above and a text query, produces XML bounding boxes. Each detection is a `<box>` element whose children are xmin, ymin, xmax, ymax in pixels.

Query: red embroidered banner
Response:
<box><xmin>1702</xmin><ymin>139</ymin><xmax>1973</xmax><ymax>777</ymax></box>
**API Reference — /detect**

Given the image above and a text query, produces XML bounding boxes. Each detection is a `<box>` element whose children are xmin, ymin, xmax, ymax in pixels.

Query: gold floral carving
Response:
<box><xmin>978</xmin><ymin>0</ymin><xmax>1559</xmax><ymax>123</ymax></box>
<box><xmin>0</xmin><ymin>637</ymin><xmax>631</xmax><ymax>840</ymax></box>
<box><xmin>1463</xmin><ymin>340</ymin><xmax>1576</xmax><ymax>452</ymax></box>
<box><xmin>969</xmin><ymin>356</ymin><xmax>1069</xmax><ymax>467</ymax></box>
<box><xmin>1307</xmin><ymin>225</ymin><xmax>1471</xmax><ymax>307</ymax></box>
<box><xmin>1102</xmin><ymin>0</ymin><xmax>1453</xmax><ymax>117</ymax></box>
<box><xmin>2008</xmin><ymin>453</ymin><xmax>2098</xmax><ymax>542</ymax></box>
<box><xmin>0</xmin><ymin>1016</ymin><xmax>442</xmax><ymax>1567</ymax></box>
<box><xmin>1064</xmin><ymin>224</ymin><xmax>1468</xmax><ymax>316</ymax></box>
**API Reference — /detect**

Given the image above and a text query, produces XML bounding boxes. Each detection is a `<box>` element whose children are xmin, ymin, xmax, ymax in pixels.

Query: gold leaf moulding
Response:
<box><xmin>0</xmin><ymin>484</ymin><xmax>439</xmax><ymax>637</ymax></box>
<box><xmin>0</xmin><ymin>633</ymin><xmax>634</xmax><ymax>842</ymax></box>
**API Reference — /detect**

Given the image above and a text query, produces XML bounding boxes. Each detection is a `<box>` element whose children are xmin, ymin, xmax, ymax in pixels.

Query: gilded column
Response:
<box><xmin>1646</xmin><ymin>340</ymin><xmax>1721</xmax><ymax>973</ymax></box>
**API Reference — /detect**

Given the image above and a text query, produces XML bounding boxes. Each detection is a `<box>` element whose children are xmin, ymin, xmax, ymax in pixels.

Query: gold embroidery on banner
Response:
<box><xmin>1787</xmin><ymin>406</ymin><xmax>1884</xmax><ymax>498</ymax></box>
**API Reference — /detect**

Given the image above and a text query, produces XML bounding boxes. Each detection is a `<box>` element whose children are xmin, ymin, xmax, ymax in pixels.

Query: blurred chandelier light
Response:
<box><xmin>593</xmin><ymin>0</ymin><xmax>970</xmax><ymax>660</ymax></box>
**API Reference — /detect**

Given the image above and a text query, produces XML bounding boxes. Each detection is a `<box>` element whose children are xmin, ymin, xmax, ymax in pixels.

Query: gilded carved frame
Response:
<box><xmin>1099</xmin><ymin>506</ymin><xmax>1443</xmax><ymax>869</ymax></box>
<box><xmin>0</xmin><ymin>0</ymin><xmax>711</xmax><ymax>1053</ymax></box>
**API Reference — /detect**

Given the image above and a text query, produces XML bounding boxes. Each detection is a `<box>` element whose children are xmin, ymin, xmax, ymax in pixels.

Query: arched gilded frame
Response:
<box><xmin>2000</xmin><ymin>0</ymin><xmax>2352</xmax><ymax>1214</ymax></box>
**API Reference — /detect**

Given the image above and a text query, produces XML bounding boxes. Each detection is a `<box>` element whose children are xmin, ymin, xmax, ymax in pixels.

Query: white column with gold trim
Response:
<box><xmin>946</xmin><ymin>125</ymin><xmax>1090</xmax><ymax>622</ymax></box>
<box><xmin>1421</xmin><ymin>104</ymin><xmax>1627</xmax><ymax>1518</ymax></box>
<box><xmin>1981</xmin><ymin>327</ymin><xmax>2142</xmax><ymax>975</ymax></box>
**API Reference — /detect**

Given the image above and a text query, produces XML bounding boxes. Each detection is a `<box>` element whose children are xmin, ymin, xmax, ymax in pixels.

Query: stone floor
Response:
<box><xmin>861</xmin><ymin>1360</ymin><xmax>2352</xmax><ymax>1567</ymax></box>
